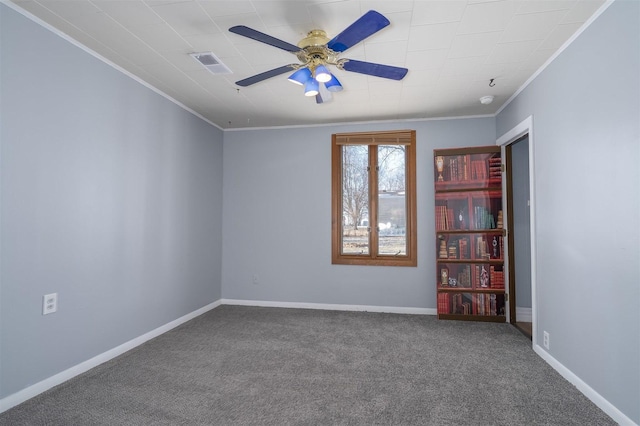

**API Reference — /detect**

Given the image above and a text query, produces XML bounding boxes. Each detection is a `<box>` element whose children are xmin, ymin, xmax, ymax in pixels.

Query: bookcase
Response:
<box><xmin>434</xmin><ymin>146</ymin><xmax>506</xmax><ymax>322</ymax></box>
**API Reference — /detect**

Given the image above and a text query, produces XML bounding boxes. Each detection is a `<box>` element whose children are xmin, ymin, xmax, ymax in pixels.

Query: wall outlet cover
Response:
<box><xmin>43</xmin><ymin>293</ymin><xmax>58</xmax><ymax>315</ymax></box>
<box><xmin>543</xmin><ymin>331</ymin><xmax>550</xmax><ymax>350</ymax></box>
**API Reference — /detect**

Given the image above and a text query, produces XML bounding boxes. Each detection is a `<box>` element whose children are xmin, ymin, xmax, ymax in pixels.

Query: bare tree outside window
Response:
<box><xmin>341</xmin><ymin>145</ymin><xmax>369</xmax><ymax>254</ymax></box>
<box><xmin>378</xmin><ymin>145</ymin><xmax>406</xmax><ymax>192</ymax></box>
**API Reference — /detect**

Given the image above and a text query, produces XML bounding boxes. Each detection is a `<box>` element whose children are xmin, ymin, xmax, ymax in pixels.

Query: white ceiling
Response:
<box><xmin>9</xmin><ymin>0</ymin><xmax>606</xmax><ymax>129</ymax></box>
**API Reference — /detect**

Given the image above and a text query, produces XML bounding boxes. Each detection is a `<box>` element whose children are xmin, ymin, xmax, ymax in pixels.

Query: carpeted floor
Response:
<box><xmin>0</xmin><ymin>305</ymin><xmax>614</xmax><ymax>425</ymax></box>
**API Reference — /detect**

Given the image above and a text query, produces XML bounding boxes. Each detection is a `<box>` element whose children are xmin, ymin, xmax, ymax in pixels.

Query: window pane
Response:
<box><xmin>341</xmin><ymin>145</ymin><xmax>369</xmax><ymax>255</ymax></box>
<box><xmin>377</xmin><ymin>145</ymin><xmax>407</xmax><ymax>256</ymax></box>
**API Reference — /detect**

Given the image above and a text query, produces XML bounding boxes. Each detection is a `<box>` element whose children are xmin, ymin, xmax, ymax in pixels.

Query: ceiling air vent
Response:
<box><xmin>190</xmin><ymin>52</ymin><xmax>231</xmax><ymax>75</ymax></box>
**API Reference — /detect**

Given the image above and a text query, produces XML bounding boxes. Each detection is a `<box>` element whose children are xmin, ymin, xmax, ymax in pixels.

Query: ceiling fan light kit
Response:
<box><xmin>287</xmin><ymin>61</ymin><xmax>339</xmax><ymax>97</ymax></box>
<box><xmin>229</xmin><ymin>10</ymin><xmax>409</xmax><ymax>104</ymax></box>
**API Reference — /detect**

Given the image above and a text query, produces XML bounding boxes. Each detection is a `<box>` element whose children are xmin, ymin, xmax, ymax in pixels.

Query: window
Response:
<box><xmin>332</xmin><ymin>130</ymin><xmax>417</xmax><ymax>266</ymax></box>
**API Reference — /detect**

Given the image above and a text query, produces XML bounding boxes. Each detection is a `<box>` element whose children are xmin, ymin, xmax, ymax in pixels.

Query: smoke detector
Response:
<box><xmin>479</xmin><ymin>95</ymin><xmax>494</xmax><ymax>105</ymax></box>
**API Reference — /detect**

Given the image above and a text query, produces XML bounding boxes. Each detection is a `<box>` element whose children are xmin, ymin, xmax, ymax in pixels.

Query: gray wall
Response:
<box><xmin>496</xmin><ymin>1</ymin><xmax>639</xmax><ymax>422</ymax></box>
<box><xmin>0</xmin><ymin>5</ymin><xmax>224</xmax><ymax>399</ymax></box>
<box><xmin>222</xmin><ymin>119</ymin><xmax>495</xmax><ymax>309</ymax></box>
<box><xmin>511</xmin><ymin>137</ymin><xmax>531</xmax><ymax>309</ymax></box>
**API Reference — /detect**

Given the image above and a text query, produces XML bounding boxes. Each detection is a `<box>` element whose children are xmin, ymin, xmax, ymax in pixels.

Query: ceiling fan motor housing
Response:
<box><xmin>297</xmin><ymin>30</ymin><xmax>329</xmax><ymax>48</ymax></box>
<box><xmin>296</xmin><ymin>30</ymin><xmax>341</xmax><ymax>70</ymax></box>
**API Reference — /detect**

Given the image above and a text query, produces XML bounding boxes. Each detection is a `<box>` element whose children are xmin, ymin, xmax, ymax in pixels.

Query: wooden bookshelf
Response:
<box><xmin>434</xmin><ymin>146</ymin><xmax>506</xmax><ymax>322</ymax></box>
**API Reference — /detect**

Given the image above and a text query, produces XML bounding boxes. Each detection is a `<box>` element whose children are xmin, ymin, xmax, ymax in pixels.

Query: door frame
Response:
<box><xmin>496</xmin><ymin>116</ymin><xmax>537</xmax><ymax>347</ymax></box>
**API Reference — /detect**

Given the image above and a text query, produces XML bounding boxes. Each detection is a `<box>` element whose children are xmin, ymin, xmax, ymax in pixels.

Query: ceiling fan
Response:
<box><xmin>228</xmin><ymin>10</ymin><xmax>409</xmax><ymax>104</ymax></box>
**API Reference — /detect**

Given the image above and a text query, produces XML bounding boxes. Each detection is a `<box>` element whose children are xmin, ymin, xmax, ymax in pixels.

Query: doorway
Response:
<box><xmin>497</xmin><ymin>115</ymin><xmax>537</xmax><ymax>345</ymax></box>
<box><xmin>505</xmin><ymin>136</ymin><xmax>532</xmax><ymax>339</ymax></box>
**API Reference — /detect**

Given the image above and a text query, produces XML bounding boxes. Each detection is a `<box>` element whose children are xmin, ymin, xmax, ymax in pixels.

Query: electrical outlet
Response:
<box><xmin>543</xmin><ymin>331</ymin><xmax>550</xmax><ymax>350</ymax></box>
<box><xmin>43</xmin><ymin>293</ymin><xmax>58</xmax><ymax>315</ymax></box>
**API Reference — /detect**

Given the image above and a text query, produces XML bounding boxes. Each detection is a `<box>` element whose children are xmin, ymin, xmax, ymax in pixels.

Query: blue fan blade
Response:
<box><xmin>229</xmin><ymin>26</ymin><xmax>300</xmax><ymax>52</ymax></box>
<box><xmin>235</xmin><ymin>65</ymin><xmax>296</xmax><ymax>87</ymax></box>
<box><xmin>341</xmin><ymin>59</ymin><xmax>408</xmax><ymax>80</ymax></box>
<box><xmin>327</xmin><ymin>10</ymin><xmax>390</xmax><ymax>53</ymax></box>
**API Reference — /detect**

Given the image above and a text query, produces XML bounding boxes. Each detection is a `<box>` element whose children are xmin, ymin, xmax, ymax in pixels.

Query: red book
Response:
<box><xmin>438</xmin><ymin>293</ymin><xmax>450</xmax><ymax>314</ymax></box>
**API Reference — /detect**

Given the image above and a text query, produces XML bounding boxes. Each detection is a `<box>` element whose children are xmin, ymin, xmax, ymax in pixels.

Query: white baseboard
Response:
<box><xmin>516</xmin><ymin>306</ymin><xmax>532</xmax><ymax>322</ymax></box>
<box><xmin>0</xmin><ymin>300</ymin><xmax>221</xmax><ymax>414</ymax></box>
<box><xmin>0</xmin><ymin>299</ymin><xmax>427</xmax><ymax>413</ymax></box>
<box><xmin>4</xmin><ymin>299</ymin><xmax>633</xmax><ymax>425</ymax></box>
<box><xmin>533</xmin><ymin>344</ymin><xmax>636</xmax><ymax>426</ymax></box>
<box><xmin>220</xmin><ymin>298</ymin><xmax>437</xmax><ymax>316</ymax></box>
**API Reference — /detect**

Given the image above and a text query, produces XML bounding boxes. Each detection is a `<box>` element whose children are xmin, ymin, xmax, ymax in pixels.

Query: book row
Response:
<box><xmin>446</xmin><ymin>156</ymin><xmax>468</xmax><ymax>182</ymax></box>
<box><xmin>474</xmin><ymin>206</ymin><xmax>496</xmax><ymax>229</ymax></box>
<box><xmin>435</xmin><ymin>205</ymin><xmax>500</xmax><ymax>231</ymax></box>
<box><xmin>488</xmin><ymin>157</ymin><xmax>502</xmax><ymax>178</ymax></box>
<box><xmin>438</xmin><ymin>156</ymin><xmax>502</xmax><ymax>183</ymax></box>
<box><xmin>438</xmin><ymin>235</ymin><xmax>504</xmax><ymax>260</ymax></box>
<box><xmin>435</xmin><ymin>205</ymin><xmax>455</xmax><ymax>231</ymax></box>
<box><xmin>437</xmin><ymin>292</ymin><xmax>505</xmax><ymax>316</ymax></box>
<box><xmin>490</xmin><ymin>265</ymin><xmax>505</xmax><ymax>289</ymax></box>
<box><xmin>439</xmin><ymin>264</ymin><xmax>504</xmax><ymax>289</ymax></box>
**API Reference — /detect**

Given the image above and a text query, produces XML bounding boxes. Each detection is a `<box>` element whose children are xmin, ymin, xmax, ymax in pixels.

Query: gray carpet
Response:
<box><xmin>1</xmin><ymin>305</ymin><xmax>614</xmax><ymax>425</ymax></box>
